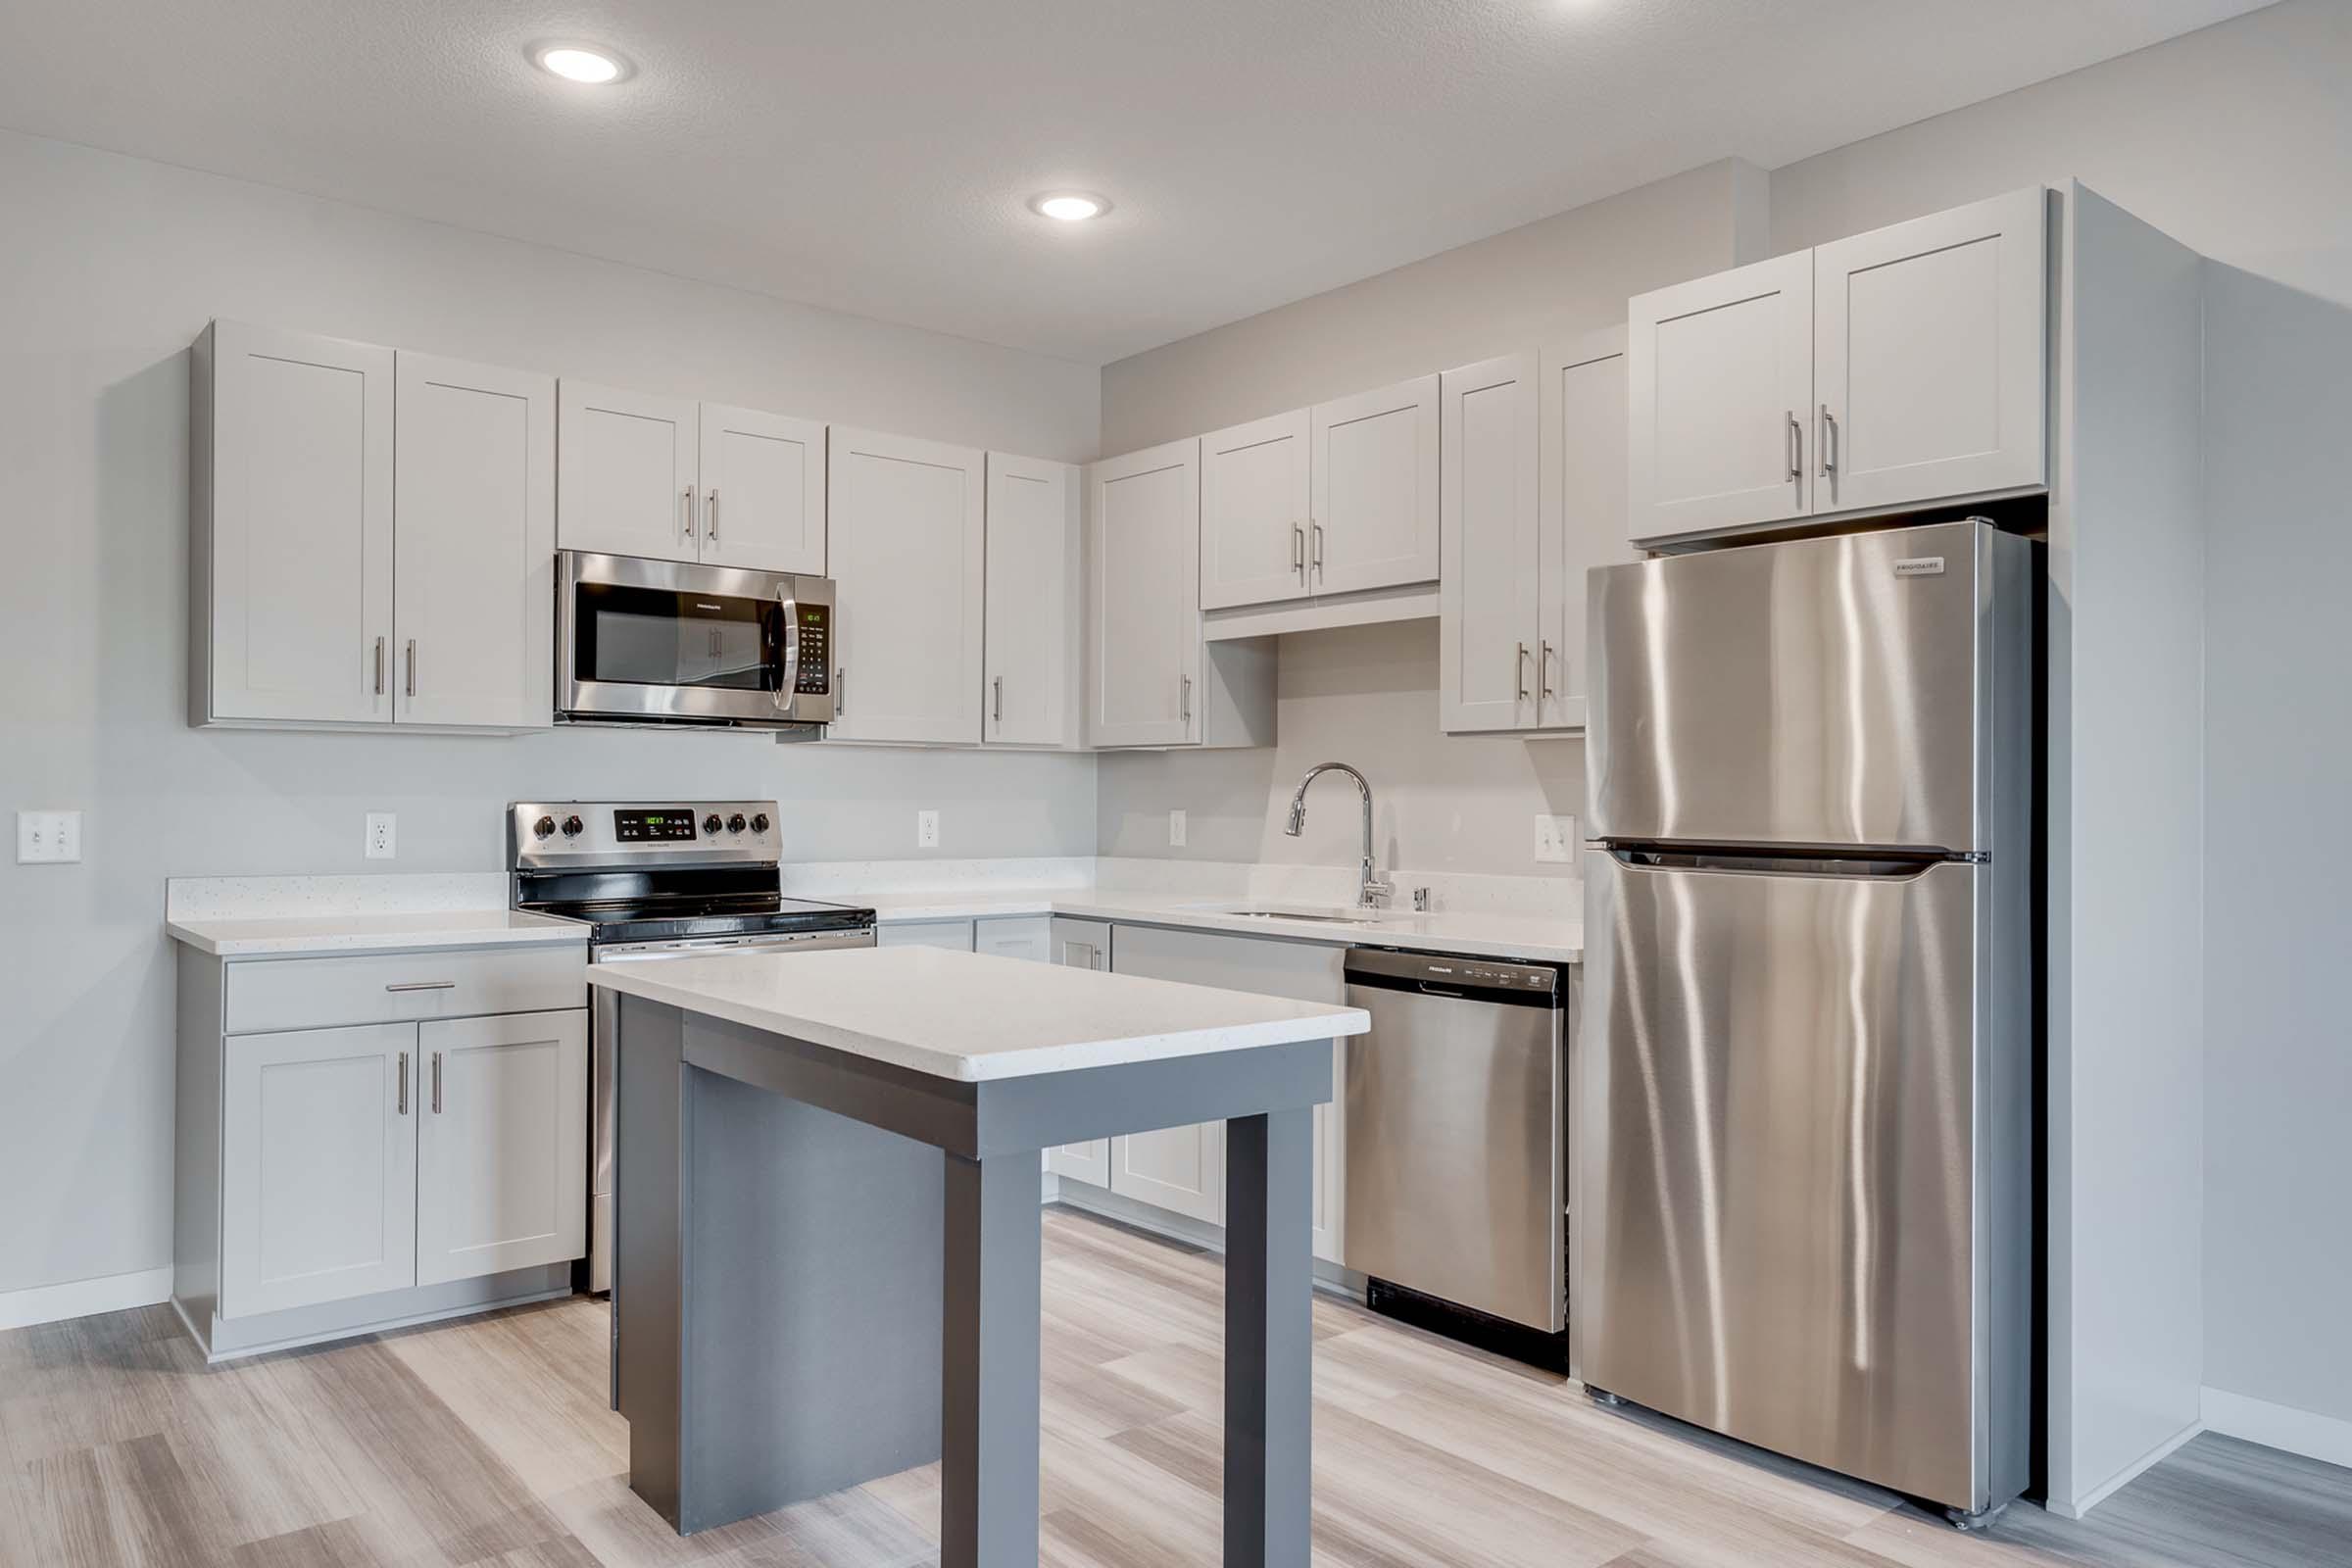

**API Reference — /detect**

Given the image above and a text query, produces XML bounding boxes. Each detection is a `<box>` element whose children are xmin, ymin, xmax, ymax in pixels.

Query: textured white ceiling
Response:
<box><xmin>0</xmin><ymin>0</ymin><xmax>2271</xmax><ymax>363</ymax></box>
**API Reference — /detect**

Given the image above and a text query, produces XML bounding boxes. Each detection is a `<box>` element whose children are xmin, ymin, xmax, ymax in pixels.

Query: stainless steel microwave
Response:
<box><xmin>555</xmin><ymin>551</ymin><xmax>834</xmax><ymax>735</ymax></box>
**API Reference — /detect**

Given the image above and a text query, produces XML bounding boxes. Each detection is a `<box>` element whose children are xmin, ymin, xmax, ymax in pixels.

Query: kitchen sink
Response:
<box><xmin>1215</xmin><ymin>906</ymin><xmax>1411</xmax><ymax>925</ymax></box>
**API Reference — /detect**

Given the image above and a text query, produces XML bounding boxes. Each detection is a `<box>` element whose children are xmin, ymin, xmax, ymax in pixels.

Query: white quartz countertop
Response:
<box><xmin>167</xmin><ymin>908</ymin><xmax>586</xmax><ymax>957</ymax></box>
<box><xmin>863</xmin><ymin>887</ymin><xmax>1582</xmax><ymax>963</ymax></box>
<box><xmin>588</xmin><ymin>945</ymin><xmax>1370</xmax><ymax>1083</ymax></box>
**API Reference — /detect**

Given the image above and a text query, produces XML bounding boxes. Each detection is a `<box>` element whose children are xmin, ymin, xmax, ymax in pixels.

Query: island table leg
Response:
<box><xmin>1224</xmin><ymin>1106</ymin><xmax>1314</xmax><ymax>1568</ymax></box>
<box><xmin>941</xmin><ymin>1150</ymin><xmax>1044</xmax><ymax>1568</ymax></box>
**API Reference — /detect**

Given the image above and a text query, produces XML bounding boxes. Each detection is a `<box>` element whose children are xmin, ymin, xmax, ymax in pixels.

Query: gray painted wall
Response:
<box><xmin>0</xmin><ymin>127</ymin><xmax>1098</xmax><ymax>1301</ymax></box>
<box><xmin>1094</xmin><ymin>160</ymin><xmax>1759</xmax><ymax>880</ymax></box>
<box><xmin>1766</xmin><ymin>0</ymin><xmax>2352</xmax><ymax>1445</ymax></box>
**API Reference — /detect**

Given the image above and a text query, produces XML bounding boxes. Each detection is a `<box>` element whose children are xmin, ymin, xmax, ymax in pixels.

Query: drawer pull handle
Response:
<box><xmin>384</xmin><ymin>980</ymin><xmax>457</xmax><ymax>993</ymax></box>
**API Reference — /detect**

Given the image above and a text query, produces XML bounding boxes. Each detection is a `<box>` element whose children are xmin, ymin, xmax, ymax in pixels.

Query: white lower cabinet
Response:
<box><xmin>220</xmin><ymin>1022</ymin><xmax>418</xmax><ymax>1317</ymax></box>
<box><xmin>415</xmin><ymin>1010</ymin><xmax>589</xmax><ymax>1287</ymax></box>
<box><xmin>1082</xmin><ymin>923</ymin><xmax>1348</xmax><ymax>1262</ymax></box>
<box><xmin>177</xmin><ymin>941</ymin><xmax>589</xmax><ymax>1359</ymax></box>
<box><xmin>974</xmin><ymin>914</ymin><xmax>1054</xmax><ymax>962</ymax></box>
<box><xmin>879</xmin><ymin>918</ymin><xmax>976</xmax><ymax>952</ymax></box>
<box><xmin>1046</xmin><ymin>919</ymin><xmax>1115</xmax><ymax>1186</ymax></box>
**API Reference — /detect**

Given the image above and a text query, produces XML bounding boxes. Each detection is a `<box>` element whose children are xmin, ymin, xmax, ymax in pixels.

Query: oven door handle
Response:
<box><xmin>595</xmin><ymin>930</ymin><xmax>877</xmax><ymax>961</ymax></box>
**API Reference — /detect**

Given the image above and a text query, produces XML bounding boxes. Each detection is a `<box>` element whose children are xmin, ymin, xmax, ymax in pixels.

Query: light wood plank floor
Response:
<box><xmin>3</xmin><ymin>1208</ymin><xmax>2345</xmax><ymax>1566</ymax></box>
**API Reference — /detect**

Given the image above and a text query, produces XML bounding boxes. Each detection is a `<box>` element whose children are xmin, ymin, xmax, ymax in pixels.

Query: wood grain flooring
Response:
<box><xmin>2</xmin><ymin>1208</ymin><xmax>2345</xmax><ymax>1566</ymax></box>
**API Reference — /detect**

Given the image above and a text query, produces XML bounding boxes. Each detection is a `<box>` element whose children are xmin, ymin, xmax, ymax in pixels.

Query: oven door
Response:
<box><xmin>557</xmin><ymin>551</ymin><xmax>834</xmax><ymax>727</ymax></box>
<box><xmin>591</xmin><ymin>923</ymin><xmax>876</xmax><ymax>1399</ymax></box>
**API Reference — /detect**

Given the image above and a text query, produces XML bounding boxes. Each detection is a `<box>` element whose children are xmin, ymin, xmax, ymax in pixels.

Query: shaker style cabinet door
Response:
<box><xmin>825</xmin><ymin>427</ymin><xmax>986</xmax><ymax>744</ymax></box>
<box><xmin>1439</xmin><ymin>352</ymin><xmax>1542</xmax><ymax>734</ymax></box>
<box><xmin>1627</xmin><ymin>250</ymin><xmax>1814</xmax><ymax>543</ymax></box>
<box><xmin>197</xmin><ymin>320</ymin><xmax>394</xmax><ymax>726</ymax></box>
<box><xmin>415</xmin><ymin>1010</ymin><xmax>589</xmax><ymax>1287</ymax></box>
<box><xmin>220</xmin><ymin>1022</ymin><xmax>417</xmax><ymax>1317</ymax></box>
<box><xmin>1310</xmin><ymin>373</ymin><xmax>1440</xmax><ymax>597</ymax></box>
<box><xmin>556</xmin><ymin>380</ymin><xmax>700</xmax><ymax>563</ymax></box>
<box><xmin>697</xmin><ymin>403</ymin><xmax>826</xmax><ymax>574</ymax></box>
<box><xmin>1537</xmin><ymin>328</ymin><xmax>1630</xmax><ymax>732</ymax></box>
<box><xmin>1200</xmin><ymin>409</ymin><xmax>1310</xmax><ymax>611</ymax></box>
<box><xmin>392</xmin><ymin>353</ymin><xmax>556</xmax><ymax>729</ymax></box>
<box><xmin>983</xmin><ymin>453</ymin><xmax>1077</xmax><ymax>748</ymax></box>
<box><xmin>1086</xmin><ymin>440</ymin><xmax>1201</xmax><ymax>747</ymax></box>
<box><xmin>1812</xmin><ymin>186</ymin><xmax>2047</xmax><ymax>515</ymax></box>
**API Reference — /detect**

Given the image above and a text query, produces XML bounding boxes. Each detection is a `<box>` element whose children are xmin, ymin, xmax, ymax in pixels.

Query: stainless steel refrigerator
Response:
<box><xmin>1579</xmin><ymin>518</ymin><xmax>2034</xmax><ymax>1523</ymax></box>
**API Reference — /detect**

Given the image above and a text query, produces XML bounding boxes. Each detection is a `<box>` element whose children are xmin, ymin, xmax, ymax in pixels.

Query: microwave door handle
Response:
<box><xmin>774</xmin><ymin>588</ymin><xmax>800</xmax><ymax>711</ymax></box>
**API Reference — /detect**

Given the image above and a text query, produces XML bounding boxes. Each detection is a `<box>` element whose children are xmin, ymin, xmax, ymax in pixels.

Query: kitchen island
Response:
<box><xmin>590</xmin><ymin>944</ymin><xmax>1369</xmax><ymax>1567</ymax></box>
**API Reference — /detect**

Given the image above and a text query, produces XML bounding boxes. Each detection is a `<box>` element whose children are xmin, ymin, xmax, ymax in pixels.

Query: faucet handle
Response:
<box><xmin>1360</xmin><ymin>876</ymin><xmax>1396</xmax><ymax>909</ymax></box>
<box><xmin>1411</xmin><ymin>886</ymin><xmax>1431</xmax><ymax>913</ymax></box>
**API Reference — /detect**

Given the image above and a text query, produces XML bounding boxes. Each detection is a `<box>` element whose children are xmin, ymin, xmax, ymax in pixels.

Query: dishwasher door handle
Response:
<box><xmin>1416</xmin><ymin>983</ymin><xmax>1467</xmax><ymax>999</ymax></box>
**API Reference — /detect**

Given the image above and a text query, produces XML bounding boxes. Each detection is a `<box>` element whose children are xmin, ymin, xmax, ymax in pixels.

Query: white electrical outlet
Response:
<box><xmin>1534</xmin><ymin>814</ymin><xmax>1578</xmax><ymax>864</ymax></box>
<box><xmin>916</xmin><ymin>809</ymin><xmax>940</xmax><ymax>849</ymax></box>
<box><xmin>16</xmin><ymin>809</ymin><xmax>82</xmax><ymax>864</ymax></box>
<box><xmin>365</xmin><ymin>812</ymin><xmax>397</xmax><ymax>859</ymax></box>
<box><xmin>1168</xmin><ymin>808</ymin><xmax>1187</xmax><ymax>848</ymax></box>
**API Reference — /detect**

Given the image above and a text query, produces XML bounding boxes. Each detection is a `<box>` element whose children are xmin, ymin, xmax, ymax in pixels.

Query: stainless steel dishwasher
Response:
<box><xmin>1343</xmin><ymin>948</ymin><xmax>1571</xmax><ymax>1357</ymax></box>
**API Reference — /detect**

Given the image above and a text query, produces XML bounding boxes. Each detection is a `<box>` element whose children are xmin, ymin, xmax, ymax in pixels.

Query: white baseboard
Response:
<box><xmin>2203</xmin><ymin>1386</ymin><xmax>2352</xmax><ymax>1470</ymax></box>
<box><xmin>2051</xmin><ymin>1419</ymin><xmax>2205</xmax><ymax>1519</ymax></box>
<box><xmin>0</xmin><ymin>1265</ymin><xmax>173</xmax><ymax>1332</ymax></box>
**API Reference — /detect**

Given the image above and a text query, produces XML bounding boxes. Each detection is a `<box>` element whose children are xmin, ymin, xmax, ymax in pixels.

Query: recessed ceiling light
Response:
<box><xmin>1028</xmin><ymin>191</ymin><xmax>1110</xmax><ymax>222</ymax></box>
<box><xmin>533</xmin><ymin>44</ymin><xmax>629</xmax><ymax>84</ymax></box>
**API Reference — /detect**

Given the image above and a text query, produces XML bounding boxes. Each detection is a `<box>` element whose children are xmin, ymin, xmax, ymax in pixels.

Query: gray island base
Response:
<box><xmin>599</xmin><ymin>947</ymin><xmax>1367</xmax><ymax>1567</ymax></box>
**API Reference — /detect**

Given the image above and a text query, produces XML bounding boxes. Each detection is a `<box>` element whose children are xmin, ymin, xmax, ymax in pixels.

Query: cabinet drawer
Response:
<box><xmin>224</xmin><ymin>945</ymin><xmax>587</xmax><ymax>1034</ymax></box>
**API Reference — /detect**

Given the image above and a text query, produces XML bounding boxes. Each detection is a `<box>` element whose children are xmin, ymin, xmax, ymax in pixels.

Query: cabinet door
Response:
<box><xmin>1439</xmin><ymin>352</ymin><xmax>1541</xmax><ymax>734</ymax></box>
<box><xmin>416</xmin><ymin>1009</ymin><xmax>588</xmax><ymax>1287</ymax></box>
<box><xmin>556</xmin><ymin>379</ymin><xmax>699</xmax><ymax>562</ymax></box>
<box><xmin>1311</xmin><ymin>374</ymin><xmax>1440</xmax><ymax>596</ymax></box>
<box><xmin>200</xmin><ymin>320</ymin><xmax>393</xmax><ymax>725</ymax></box>
<box><xmin>1537</xmin><ymin>328</ymin><xmax>1630</xmax><ymax>732</ymax></box>
<box><xmin>392</xmin><ymin>353</ymin><xmax>556</xmax><ymax>729</ymax></box>
<box><xmin>826</xmin><ymin>427</ymin><xmax>986</xmax><ymax>744</ymax></box>
<box><xmin>220</xmin><ymin>1022</ymin><xmax>416</xmax><ymax>1316</ymax></box>
<box><xmin>1045</xmin><ymin>919</ymin><xmax>1114</xmax><ymax>1185</ymax></box>
<box><xmin>698</xmin><ymin>403</ymin><xmax>826</xmax><ymax>574</ymax></box>
<box><xmin>1086</xmin><ymin>440</ymin><xmax>1200</xmax><ymax>748</ymax></box>
<box><xmin>1627</xmin><ymin>250</ymin><xmax>1813</xmax><ymax>542</ymax></box>
<box><xmin>1200</xmin><ymin>410</ymin><xmax>1310</xmax><ymax>611</ymax></box>
<box><xmin>974</xmin><ymin>915</ymin><xmax>1054</xmax><ymax>962</ymax></box>
<box><xmin>879</xmin><ymin>919</ymin><xmax>976</xmax><ymax>952</ymax></box>
<box><xmin>983</xmin><ymin>453</ymin><xmax>1076</xmax><ymax>748</ymax></box>
<box><xmin>1813</xmin><ymin>186</ymin><xmax>2047</xmax><ymax>515</ymax></box>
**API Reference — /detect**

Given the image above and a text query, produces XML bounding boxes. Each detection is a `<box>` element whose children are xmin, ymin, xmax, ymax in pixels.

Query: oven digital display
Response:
<box><xmin>613</xmin><ymin>808</ymin><xmax>698</xmax><ymax>842</ymax></box>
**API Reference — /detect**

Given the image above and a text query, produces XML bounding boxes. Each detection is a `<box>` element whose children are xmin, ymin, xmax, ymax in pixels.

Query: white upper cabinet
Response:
<box><xmin>1086</xmin><ymin>439</ymin><xmax>1201</xmax><ymax>748</ymax></box>
<box><xmin>1629</xmin><ymin>251</ymin><xmax>1814</xmax><ymax>543</ymax></box>
<box><xmin>1538</xmin><ymin>328</ymin><xmax>1630</xmax><ymax>731</ymax></box>
<box><xmin>414</xmin><ymin>1009</ymin><xmax>588</xmax><ymax>1288</ymax></box>
<box><xmin>556</xmin><ymin>380</ymin><xmax>699</xmax><ymax>562</ymax></box>
<box><xmin>393</xmin><ymin>353</ymin><xmax>555</xmax><ymax>730</ymax></box>
<box><xmin>983</xmin><ymin>453</ymin><xmax>1077</xmax><ymax>748</ymax></box>
<box><xmin>1439</xmin><ymin>353</ymin><xmax>1541</xmax><ymax>734</ymax></box>
<box><xmin>697</xmin><ymin>403</ymin><xmax>827</xmax><ymax>574</ymax></box>
<box><xmin>1200</xmin><ymin>410</ymin><xmax>1311</xmax><ymax>611</ymax></box>
<box><xmin>826</xmin><ymin>426</ymin><xmax>985</xmax><ymax>745</ymax></box>
<box><xmin>194</xmin><ymin>320</ymin><xmax>394</xmax><ymax>727</ymax></box>
<box><xmin>1310</xmin><ymin>373</ymin><xmax>1440</xmax><ymax>597</ymax></box>
<box><xmin>1812</xmin><ymin>186</ymin><xmax>2048</xmax><ymax>515</ymax></box>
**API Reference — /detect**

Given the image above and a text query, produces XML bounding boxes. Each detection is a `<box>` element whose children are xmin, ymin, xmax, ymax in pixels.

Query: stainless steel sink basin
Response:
<box><xmin>1215</xmin><ymin>906</ymin><xmax>1409</xmax><ymax>925</ymax></box>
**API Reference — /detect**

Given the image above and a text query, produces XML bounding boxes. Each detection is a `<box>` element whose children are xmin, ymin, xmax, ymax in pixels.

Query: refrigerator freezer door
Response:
<box><xmin>1587</xmin><ymin>519</ymin><xmax>1994</xmax><ymax>853</ymax></box>
<box><xmin>1578</xmin><ymin>848</ymin><xmax>1988</xmax><ymax>1511</ymax></box>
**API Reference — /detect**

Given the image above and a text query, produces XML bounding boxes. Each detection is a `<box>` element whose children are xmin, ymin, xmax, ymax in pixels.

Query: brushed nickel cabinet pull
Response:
<box><xmin>384</xmin><ymin>980</ymin><xmax>456</xmax><ymax>993</ymax></box>
<box><xmin>405</xmin><ymin>639</ymin><xmax>417</xmax><ymax>698</ymax></box>
<box><xmin>430</xmin><ymin>1051</ymin><xmax>443</xmax><ymax>1115</ymax></box>
<box><xmin>707</xmin><ymin>487</ymin><xmax>719</xmax><ymax>547</ymax></box>
<box><xmin>1310</xmin><ymin>521</ymin><xmax>1324</xmax><ymax>576</ymax></box>
<box><xmin>680</xmin><ymin>486</ymin><xmax>695</xmax><ymax>542</ymax></box>
<box><xmin>1515</xmin><ymin>641</ymin><xmax>1532</xmax><ymax>702</ymax></box>
<box><xmin>397</xmin><ymin>1052</ymin><xmax>409</xmax><ymax>1116</ymax></box>
<box><xmin>373</xmin><ymin>636</ymin><xmax>385</xmax><ymax>696</ymax></box>
<box><xmin>993</xmin><ymin>674</ymin><xmax>1004</xmax><ymax>722</ymax></box>
<box><xmin>1540</xmin><ymin>640</ymin><xmax>1556</xmax><ymax>699</ymax></box>
<box><xmin>1820</xmin><ymin>405</ymin><xmax>1839</xmax><ymax>478</ymax></box>
<box><xmin>1787</xmin><ymin>411</ymin><xmax>1802</xmax><ymax>483</ymax></box>
<box><xmin>1180</xmin><ymin>673</ymin><xmax>1193</xmax><ymax>724</ymax></box>
<box><xmin>1292</xmin><ymin>523</ymin><xmax>1305</xmax><ymax>575</ymax></box>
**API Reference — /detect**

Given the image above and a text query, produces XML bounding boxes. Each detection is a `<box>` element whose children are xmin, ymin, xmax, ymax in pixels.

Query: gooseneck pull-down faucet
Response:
<box><xmin>1284</xmin><ymin>761</ymin><xmax>1394</xmax><ymax>909</ymax></box>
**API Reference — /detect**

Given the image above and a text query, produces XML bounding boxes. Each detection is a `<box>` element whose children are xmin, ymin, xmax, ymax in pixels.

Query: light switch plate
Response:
<box><xmin>916</xmin><ymin>809</ymin><xmax>940</xmax><ymax>849</ymax></box>
<box><xmin>365</xmin><ymin>812</ymin><xmax>397</xmax><ymax>859</ymax></box>
<box><xmin>1168</xmin><ymin>808</ymin><xmax>1187</xmax><ymax>848</ymax></box>
<box><xmin>1534</xmin><ymin>814</ymin><xmax>1578</xmax><ymax>864</ymax></box>
<box><xmin>16</xmin><ymin>809</ymin><xmax>81</xmax><ymax>863</ymax></box>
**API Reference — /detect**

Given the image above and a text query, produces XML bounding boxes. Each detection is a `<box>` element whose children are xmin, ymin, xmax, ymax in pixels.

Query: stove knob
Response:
<box><xmin>531</xmin><ymin>814</ymin><xmax>556</xmax><ymax>840</ymax></box>
<box><xmin>703</xmin><ymin>813</ymin><xmax>722</xmax><ymax>835</ymax></box>
<box><xmin>561</xmin><ymin>814</ymin><xmax>584</xmax><ymax>838</ymax></box>
<box><xmin>727</xmin><ymin>813</ymin><xmax>748</xmax><ymax>834</ymax></box>
<box><xmin>750</xmin><ymin>812</ymin><xmax>770</xmax><ymax>834</ymax></box>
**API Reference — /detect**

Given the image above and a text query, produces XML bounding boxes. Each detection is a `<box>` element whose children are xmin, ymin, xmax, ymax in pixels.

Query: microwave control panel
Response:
<box><xmin>791</xmin><ymin>604</ymin><xmax>830</xmax><ymax>695</ymax></box>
